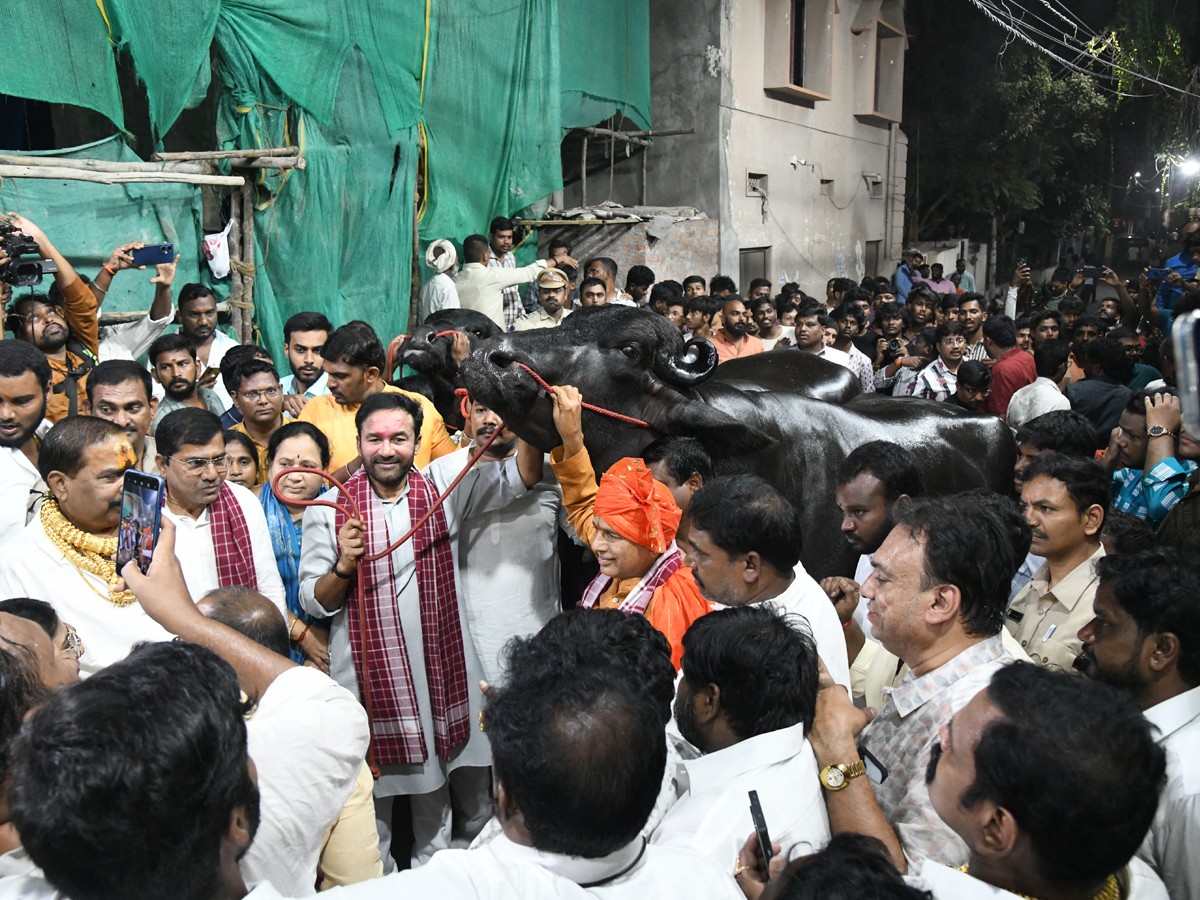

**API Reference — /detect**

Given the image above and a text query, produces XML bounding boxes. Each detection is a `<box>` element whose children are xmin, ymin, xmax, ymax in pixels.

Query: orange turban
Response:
<box><xmin>594</xmin><ymin>458</ymin><xmax>681</xmax><ymax>555</ymax></box>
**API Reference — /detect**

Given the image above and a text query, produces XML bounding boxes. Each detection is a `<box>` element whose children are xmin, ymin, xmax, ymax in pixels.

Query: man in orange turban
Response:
<box><xmin>549</xmin><ymin>386</ymin><xmax>711</xmax><ymax>667</ymax></box>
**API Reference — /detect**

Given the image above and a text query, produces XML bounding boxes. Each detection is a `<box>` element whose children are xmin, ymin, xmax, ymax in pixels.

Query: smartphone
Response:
<box><xmin>859</xmin><ymin>744</ymin><xmax>890</xmax><ymax>785</ymax></box>
<box><xmin>1146</xmin><ymin>267</ymin><xmax>1171</xmax><ymax>282</ymax></box>
<box><xmin>116</xmin><ymin>470</ymin><xmax>165</xmax><ymax>575</ymax></box>
<box><xmin>1016</xmin><ymin>257</ymin><xmax>1028</xmax><ymax>269</ymax></box>
<box><xmin>748</xmin><ymin>790</ymin><xmax>774</xmax><ymax>871</ymax></box>
<box><xmin>130</xmin><ymin>242</ymin><xmax>174</xmax><ymax>268</ymax></box>
<box><xmin>1174</xmin><ymin>309</ymin><xmax>1200</xmax><ymax>436</ymax></box>
<box><xmin>1079</xmin><ymin>266</ymin><xmax>1105</xmax><ymax>280</ymax></box>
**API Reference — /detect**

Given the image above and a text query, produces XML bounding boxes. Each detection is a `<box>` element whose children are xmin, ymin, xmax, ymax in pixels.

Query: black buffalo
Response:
<box><xmin>461</xmin><ymin>305</ymin><xmax>1015</xmax><ymax>580</ymax></box>
<box><xmin>396</xmin><ymin>309</ymin><xmax>502</xmax><ymax>430</ymax></box>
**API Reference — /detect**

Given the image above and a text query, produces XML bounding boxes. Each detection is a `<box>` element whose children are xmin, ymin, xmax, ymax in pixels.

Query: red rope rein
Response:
<box><xmin>509</xmin><ymin>361</ymin><xmax>651</xmax><ymax>428</ymax></box>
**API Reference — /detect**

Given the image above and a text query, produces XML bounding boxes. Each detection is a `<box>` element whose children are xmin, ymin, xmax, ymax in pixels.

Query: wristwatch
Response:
<box><xmin>819</xmin><ymin>760</ymin><xmax>867</xmax><ymax>791</ymax></box>
<box><xmin>1147</xmin><ymin>425</ymin><xmax>1178</xmax><ymax>439</ymax></box>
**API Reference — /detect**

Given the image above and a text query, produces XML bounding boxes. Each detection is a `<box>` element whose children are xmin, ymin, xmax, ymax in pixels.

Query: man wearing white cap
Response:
<box><xmin>418</xmin><ymin>240</ymin><xmax>461</xmax><ymax>321</ymax></box>
<box><xmin>515</xmin><ymin>268</ymin><xmax>573</xmax><ymax>331</ymax></box>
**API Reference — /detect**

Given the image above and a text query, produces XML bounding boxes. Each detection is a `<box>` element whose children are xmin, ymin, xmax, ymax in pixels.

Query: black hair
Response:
<box><xmin>266</xmin><ymin>420</ymin><xmax>332</xmax><ymax>469</ymax></box>
<box><xmin>1016</xmin><ymin>410</ymin><xmax>1098</xmax><ymax>458</ymax></box>
<box><xmin>648</xmin><ymin>280</ymin><xmax>683</xmax><ymax>307</ymax></box>
<box><xmin>688</xmin><ymin>475</ymin><xmax>804</xmax><ymax>572</ymax></box>
<box><xmin>1030</xmin><ymin>309</ymin><xmax>1065</xmax><ymax>333</ymax></box>
<box><xmin>523</xmin><ymin>609</ymin><xmax>674</xmax><ymax>725</ymax></box>
<box><xmin>0</xmin><ymin>644</ymin><xmax>46</xmax><ymax>784</ymax></box>
<box><xmin>748</xmin><ymin>277</ymin><xmax>772</xmax><ymax>293</ymax></box>
<box><xmin>680</xmin><ymin>605</ymin><xmax>819</xmax><ymax>734</ymax></box>
<box><xmin>982</xmin><ymin>314</ymin><xmax>1017</xmax><ymax>348</ymax></box>
<box><xmin>231</xmin><ymin>358</ymin><xmax>280</xmax><ymax>393</ymax></box>
<box><xmin>488</xmin><ymin>216</ymin><xmax>514</xmax><ymax>234</ymax></box>
<box><xmin>770</xmin><ymin>833</ymin><xmax>932</xmax><ymax>900</ymax></box>
<box><xmin>640</xmin><ymin>436</ymin><xmax>714</xmax><ymax>487</ymax></box>
<box><xmin>147</xmin><ymin>333</ymin><xmax>197</xmax><ymax>366</ymax></box>
<box><xmin>177</xmin><ymin>283</ymin><xmax>217</xmax><ymax>309</ymax></box>
<box><xmin>682</xmin><ymin>275</ymin><xmax>707</xmax><ymax>291</ymax></box>
<box><xmin>579</xmin><ymin>276</ymin><xmax>606</xmax><ymax>296</ymax></box>
<box><xmin>709</xmin><ymin>274</ymin><xmax>737</xmax><ymax>295</ymax></box>
<box><xmin>156</xmin><ymin>408</ymin><xmax>223</xmax><ymax>460</ymax></box>
<box><xmin>9</xmin><ymin>642</ymin><xmax>256</xmax><ymax>900</ymax></box>
<box><xmin>0</xmin><ymin>338</ymin><xmax>53</xmax><ymax>391</ymax></box>
<box><xmin>894</xmin><ymin>497</ymin><xmax>1015</xmax><ymax>636</ymax></box>
<box><xmin>463</xmin><ymin>234</ymin><xmax>490</xmax><ymax>263</ymax></box>
<box><xmin>1015</xmin><ymin>314</ymin><xmax>1032</xmax><ymax>332</ymax></box>
<box><xmin>547</xmin><ymin>238</ymin><xmax>570</xmax><ymax>253</ymax></box>
<box><xmin>0</xmin><ymin>597</ymin><xmax>60</xmax><ymax>639</ymax></box>
<box><xmin>587</xmin><ymin>257</ymin><xmax>618</xmax><ymax>280</ymax></box>
<box><xmin>1021</xmin><ymin>452</ymin><xmax>1110</xmax><ymax>518</ymax></box>
<box><xmin>939</xmin><ymin>295</ymin><xmax>960</xmax><ymax>315</ymax></box>
<box><xmin>957</xmin><ymin>360</ymin><xmax>992</xmax><ymax>390</ymax></box>
<box><xmin>1097</xmin><ymin>550</ymin><xmax>1200</xmax><ymax>686</ymax></box>
<box><xmin>283</xmin><ymin>311</ymin><xmax>333</xmax><ymax>342</ymax></box>
<box><xmin>954</xmin><ymin>489</ymin><xmax>1033</xmax><ymax>563</ymax></box>
<box><xmin>796</xmin><ymin>300</ymin><xmax>824</xmax><ymax>321</ymax></box>
<box><xmin>322</xmin><ymin>323</ymin><xmax>386</xmax><ymax>372</ymax></box>
<box><xmin>838</xmin><ymin>440</ymin><xmax>925</xmax><ymax>501</ymax></box>
<box><xmin>626</xmin><ymin>264</ymin><xmax>655</xmax><ymax>288</ymax></box>
<box><xmin>487</xmin><ymin>635</ymin><xmax>663</xmax><ymax>858</ymax></box>
<box><xmin>1107</xmin><ymin>326</ymin><xmax>1136</xmax><ymax>342</ymax></box>
<box><xmin>1101</xmin><ymin>509</ymin><xmax>1155</xmax><ymax>555</ymax></box>
<box><xmin>686</xmin><ymin>294</ymin><xmax>724</xmax><ymax>321</ymax></box>
<box><xmin>354</xmin><ymin>391</ymin><xmax>423</xmax><ymax>437</ymax></box>
<box><xmin>222</xmin><ymin>430</ymin><xmax>258</xmax><ymax>469</ymax></box>
<box><xmin>85</xmin><ymin>359</ymin><xmax>153</xmax><ymax>405</ymax></box>
<box><xmin>830</xmin><ymin>300</ymin><xmax>866</xmax><ymax>328</ymax></box>
<box><xmin>1074</xmin><ymin>337</ymin><xmax>1133</xmax><ymax>382</ymax></box>
<box><xmin>1058</xmin><ymin>295</ymin><xmax>1086</xmax><ymax>317</ymax></box>
<box><xmin>6</xmin><ymin>292</ymin><xmax>55</xmax><ymax>339</ymax></box>
<box><xmin>200</xmin><ymin>587</ymin><xmax>291</xmax><ymax>660</ymax></box>
<box><xmin>219</xmin><ymin>344</ymin><xmax>271</xmax><ymax>394</ymax></box>
<box><xmin>37</xmin><ymin>416</ymin><xmax>122</xmax><ymax>483</ymax></box>
<box><xmin>960</xmin><ymin>663</ymin><xmax>1165</xmax><ymax>886</ymax></box>
<box><xmin>1125</xmin><ymin>386</ymin><xmax>1177</xmax><ymax>416</ymax></box>
<box><xmin>1033</xmin><ymin>340</ymin><xmax>1070</xmax><ymax>379</ymax></box>
<box><xmin>876</xmin><ymin>301</ymin><xmax>904</xmax><ymax>322</ymax></box>
<box><xmin>958</xmin><ymin>291</ymin><xmax>985</xmax><ymax>309</ymax></box>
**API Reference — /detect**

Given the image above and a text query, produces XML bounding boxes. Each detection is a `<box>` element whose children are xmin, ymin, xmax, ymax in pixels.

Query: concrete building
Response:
<box><xmin>557</xmin><ymin>0</ymin><xmax>908</xmax><ymax>295</ymax></box>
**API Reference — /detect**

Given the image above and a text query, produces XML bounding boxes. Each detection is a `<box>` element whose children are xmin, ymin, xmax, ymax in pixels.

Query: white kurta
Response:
<box><xmin>424</xmin><ymin>448</ymin><xmax>565</xmax><ymax>684</ymax></box>
<box><xmin>162</xmin><ymin>481</ymin><xmax>287</xmax><ymax>615</ymax></box>
<box><xmin>764</xmin><ymin>567</ymin><xmax>852</xmax><ymax>691</ymax></box>
<box><xmin>651</xmin><ymin>722</ymin><xmax>830</xmax><ymax>863</ymax></box>
<box><xmin>0</xmin><ymin>421</ymin><xmax>49</xmax><ymax>544</ymax></box>
<box><xmin>298</xmin><ymin>457</ymin><xmax>529</xmax><ymax>798</ymax></box>
<box><xmin>0</xmin><ymin>518</ymin><xmax>174</xmax><ymax>676</ymax></box>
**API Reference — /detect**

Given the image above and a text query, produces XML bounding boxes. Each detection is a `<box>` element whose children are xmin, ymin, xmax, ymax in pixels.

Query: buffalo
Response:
<box><xmin>460</xmin><ymin>305</ymin><xmax>1015</xmax><ymax>580</ymax></box>
<box><xmin>395</xmin><ymin>309</ymin><xmax>502</xmax><ymax>430</ymax></box>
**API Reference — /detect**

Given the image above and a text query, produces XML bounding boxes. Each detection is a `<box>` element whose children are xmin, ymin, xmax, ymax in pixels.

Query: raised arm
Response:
<box><xmin>89</xmin><ymin>241</ymin><xmax>143</xmax><ymax>306</ymax></box>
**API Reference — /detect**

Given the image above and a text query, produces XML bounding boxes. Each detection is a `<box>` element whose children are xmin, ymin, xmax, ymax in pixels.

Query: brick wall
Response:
<box><xmin>537</xmin><ymin>218</ymin><xmax>720</xmax><ymax>287</ymax></box>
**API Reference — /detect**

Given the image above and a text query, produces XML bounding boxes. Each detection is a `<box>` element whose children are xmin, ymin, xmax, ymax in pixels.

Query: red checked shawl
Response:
<box><xmin>336</xmin><ymin>468</ymin><xmax>470</xmax><ymax>766</ymax></box>
<box><xmin>209</xmin><ymin>483</ymin><xmax>259</xmax><ymax>591</ymax></box>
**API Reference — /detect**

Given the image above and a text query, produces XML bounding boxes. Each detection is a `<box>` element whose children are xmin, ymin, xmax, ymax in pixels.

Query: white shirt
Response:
<box><xmin>318</xmin><ymin>834</ymin><xmax>745</xmax><ymax>899</ymax></box>
<box><xmin>814</xmin><ymin>345</ymin><xmax>853</xmax><ymax>370</ymax></box>
<box><xmin>1005</xmin><ymin>376</ymin><xmax>1070</xmax><ymax>429</ymax></box>
<box><xmin>759</xmin><ymin>326</ymin><xmax>795</xmax><ymax>351</ymax></box>
<box><xmin>454</xmin><ymin>261</ymin><xmax>547</xmax><ymax>329</ymax></box>
<box><xmin>651</xmin><ymin>722</ymin><xmax>829</xmax><ymax>863</ymax></box>
<box><xmin>1138</xmin><ymin>685</ymin><xmax>1200</xmax><ymax>900</ymax></box>
<box><xmin>98</xmin><ymin>307</ymin><xmax>174</xmax><ymax>362</ymax></box>
<box><xmin>280</xmin><ymin>370</ymin><xmax>330</xmax><ymax>399</ymax></box>
<box><xmin>162</xmin><ymin>481</ymin><xmax>286</xmax><ymax>615</ymax></box>
<box><xmin>0</xmin><ymin>420</ymin><xmax>49</xmax><ymax>543</ymax></box>
<box><xmin>243</xmin><ymin>666</ymin><xmax>370</xmax><ymax>897</ymax></box>
<box><xmin>0</xmin><ymin>516</ymin><xmax>175</xmax><ymax>675</ymax></box>
<box><xmin>909</xmin><ymin>857</ymin><xmax>1168</xmax><ymax>900</ymax></box>
<box><xmin>418</xmin><ymin>271</ymin><xmax>461</xmax><ymax>321</ymax></box>
<box><xmin>758</xmin><ymin>567</ymin><xmax>851</xmax><ymax>691</ymax></box>
<box><xmin>423</xmin><ymin>449</ymin><xmax>564</xmax><ymax>684</ymax></box>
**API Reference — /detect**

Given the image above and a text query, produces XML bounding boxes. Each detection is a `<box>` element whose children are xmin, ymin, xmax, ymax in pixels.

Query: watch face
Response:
<box><xmin>825</xmin><ymin>767</ymin><xmax>845</xmax><ymax>788</ymax></box>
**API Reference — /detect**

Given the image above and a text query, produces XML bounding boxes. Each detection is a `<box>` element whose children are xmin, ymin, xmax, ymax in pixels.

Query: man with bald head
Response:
<box><xmin>710</xmin><ymin>296</ymin><xmax>765</xmax><ymax>363</ymax></box>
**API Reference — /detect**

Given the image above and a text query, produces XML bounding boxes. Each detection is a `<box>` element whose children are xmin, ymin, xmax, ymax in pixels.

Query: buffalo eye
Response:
<box><xmin>619</xmin><ymin>344</ymin><xmax>639</xmax><ymax>360</ymax></box>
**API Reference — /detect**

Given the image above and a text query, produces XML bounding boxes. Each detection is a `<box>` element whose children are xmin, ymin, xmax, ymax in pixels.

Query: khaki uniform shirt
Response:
<box><xmin>1005</xmin><ymin>544</ymin><xmax>1105</xmax><ymax>672</ymax></box>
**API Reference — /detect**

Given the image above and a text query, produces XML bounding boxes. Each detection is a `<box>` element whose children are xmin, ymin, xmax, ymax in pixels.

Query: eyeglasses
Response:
<box><xmin>165</xmin><ymin>453</ymin><xmax>230</xmax><ymax>474</ymax></box>
<box><xmin>238</xmin><ymin>387</ymin><xmax>281</xmax><ymax>402</ymax></box>
<box><xmin>61</xmin><ymin>625</ymin><xmax>85</xmax><ymax>660</ymax></box>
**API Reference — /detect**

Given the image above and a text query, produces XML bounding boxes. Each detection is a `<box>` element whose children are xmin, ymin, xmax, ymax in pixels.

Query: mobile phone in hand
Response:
<box><xmin>748</xmin><ymin>790</ymin><xmax>773</xmax><ymax>871</ymax></box>
<box><xmin>116</xmin><ymin>470</ymin><xmax>165</xmax><ymax>575</ymax></box>
<box><xmin>130</xmin><ymin>243</ymin><xmax>174</xmax><ymax>268</ymax></box>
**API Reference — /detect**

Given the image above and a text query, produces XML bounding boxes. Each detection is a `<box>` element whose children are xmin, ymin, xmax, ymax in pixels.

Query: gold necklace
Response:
<box><xmin>40</xmin><ymin>498</ymin><xmax>135</xmax><ymax>607</ymax></box>
<box><xmin>956</xmin><ymin>866</ymin><xmax>1120</xmax><ymax>900</ymax></box>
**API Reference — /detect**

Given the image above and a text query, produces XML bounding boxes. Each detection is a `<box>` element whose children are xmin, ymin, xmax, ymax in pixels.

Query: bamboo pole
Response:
<box><xmin>152</xmin><ymin>147</ymin><xmax>299</xmax><ymax>162</ymax></box>
<box><xmin>240</xmin><ymin>156</ymin><xmax>305</xmax><ymax>170</ymax></box>
<box><xmin>0</xmin><ymin>165</ymin><xmax>244</xmax><ymax>186</ymax></box>
<box><xmin>239</xmin><ymin>182</ymin><xmax>255</xmax><ymax>343</ymax></box>
<box><xmin>227</xmin><ymin>194</ymin><xmax>244</xmax><ymax>344</ymax></box>
<box><xmin>0</xmin><ymin>154</ymin><xmax>208</xmax><ymax>175</ymax></box>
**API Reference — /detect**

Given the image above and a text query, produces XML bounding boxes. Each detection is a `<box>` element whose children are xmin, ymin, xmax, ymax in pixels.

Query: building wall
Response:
<box><xmin>539</xmin><ymin>219</ymin><xmax>720</xmax><ymax>288</ymax></box>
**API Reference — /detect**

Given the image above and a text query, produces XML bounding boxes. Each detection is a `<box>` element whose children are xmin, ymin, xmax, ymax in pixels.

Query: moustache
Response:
<box><xmin>1073</xmin><ymin>647</ymin><xmax>1093</xmax><ymax>673</ymax></box>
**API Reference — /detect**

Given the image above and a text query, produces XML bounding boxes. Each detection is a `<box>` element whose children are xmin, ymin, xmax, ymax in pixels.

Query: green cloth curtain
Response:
<box><xmin>559</xmin><ymin>0</ymin><xmax>651</xmax><ymax>131</ymax></box>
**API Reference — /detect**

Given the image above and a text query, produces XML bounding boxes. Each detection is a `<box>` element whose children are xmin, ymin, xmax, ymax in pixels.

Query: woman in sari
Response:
<box><xmin>255</xmin><ymin>421</ymin><xmax>331</xmax><ymax>669</ymax></box>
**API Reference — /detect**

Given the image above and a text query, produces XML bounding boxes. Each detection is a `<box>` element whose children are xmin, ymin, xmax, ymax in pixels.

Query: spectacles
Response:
<box><xmin>166</xmin><ymin>453</ymin><xmax>230</xmax><ymax>474</ymax></box>
<box><xmin>61</xmin><ymin>625</ymin><xmax>85</xmax><ymax>660</ymax></box>
<box><xmin>238</xmin><ymin>387</ymin><xmax>281</xmax><ymax>402</ymax></box>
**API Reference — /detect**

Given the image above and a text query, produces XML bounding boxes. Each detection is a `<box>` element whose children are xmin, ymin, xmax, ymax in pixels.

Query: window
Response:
<box><xmin>740</xmin><ymin>247</ymin><xmax>771</xmax><ymax>289</ymax></box>
<box><xmin>865</xmin><ymin>240</ymin><xmax>882</xmax><ymax>276</ymax></box>
<box><xmin>851</xmin><ymin>0</ymin><xmax>906</xmax><ymax>125</ymax></box>
<box><xmin>764</xmin><ymin>0</ymin><xmax>834</xmax><ymax>103</ymax></box>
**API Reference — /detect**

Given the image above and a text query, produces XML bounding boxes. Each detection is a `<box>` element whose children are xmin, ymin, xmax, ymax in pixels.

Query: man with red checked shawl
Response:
<box><xmin>298</xmin><ymin>392</ymin><xmax>543</xmax><ymax>869</ymax></box>
<box><xmin>549</xmin><ymin>385</ymin><xmax>713</xmax><ymax>668</ymax></box>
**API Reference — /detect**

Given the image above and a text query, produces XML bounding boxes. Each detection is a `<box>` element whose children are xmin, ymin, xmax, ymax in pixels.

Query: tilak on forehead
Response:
<box><xmin>115</xmin><ymin>439</ymin><xmax>137</xmax><ymax>470</ymax></box>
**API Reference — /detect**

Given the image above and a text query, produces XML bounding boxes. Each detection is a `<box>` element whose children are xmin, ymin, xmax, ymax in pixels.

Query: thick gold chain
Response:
<box><xmin>40</xmin><ymin>498</ymin><xmax>135</xmax><ymax>607</ymax></box>
<box><xmin>956</xmin><ymin>866</ymin><xmax>1120</xmax><ymax>900</ymax></box>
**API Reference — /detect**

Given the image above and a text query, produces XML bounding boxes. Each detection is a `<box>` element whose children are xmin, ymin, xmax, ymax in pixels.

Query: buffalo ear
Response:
<box><xmin>651</xmin><ymin>398</ymin><xmax>775</xmax><ymax>455</ymax></box>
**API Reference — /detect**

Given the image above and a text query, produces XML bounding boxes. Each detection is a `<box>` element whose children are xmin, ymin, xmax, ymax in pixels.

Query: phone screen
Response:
<box><xmin>116</xmin><ymin>470</ymin><xmax>165</xmax><ymax>575</ymax></box>
<box><xmin>1175</xmin><ymin>310</ymin><xmax>1200</xmax><ymax>436</ymax></box>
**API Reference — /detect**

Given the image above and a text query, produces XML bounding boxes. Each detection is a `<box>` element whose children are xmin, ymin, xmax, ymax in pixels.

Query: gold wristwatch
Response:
<box><xmin>819</xmin><ymin>760</ymin><xmax>867</xmax><ymax>791</ymax></box>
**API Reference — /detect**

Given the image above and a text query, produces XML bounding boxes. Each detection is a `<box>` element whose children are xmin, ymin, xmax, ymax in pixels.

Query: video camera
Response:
<box><xmin>0</xmin><ymin>224</ymin><xmax>57</xmax><ymax>287</ymax></box>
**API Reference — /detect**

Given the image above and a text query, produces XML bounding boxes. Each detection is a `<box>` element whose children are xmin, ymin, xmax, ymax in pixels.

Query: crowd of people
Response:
<box><xmin>0</xmin><ymin>209</ymin><xmax>1197</xmax><ymax>900</ymax></box>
